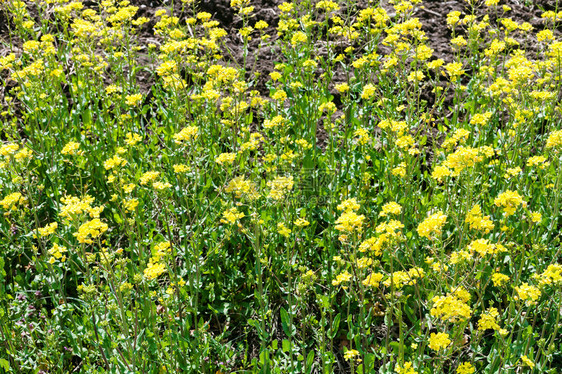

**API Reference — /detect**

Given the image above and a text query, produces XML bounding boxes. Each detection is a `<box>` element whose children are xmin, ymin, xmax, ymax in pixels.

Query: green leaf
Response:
<box><xmin>280</xmin><ymin>307</ymin><xmax>295</xmax><ymax>337</ymax></box>
<box><xmin>282</xmin><ymin>339</ymin><xmax>291</xmax><ymax>353</ymax></box>
<box><xmin>306</xmin><ymin>351</ymin><xmax>314</xmax><ymax>371</ymax></box>
<box><xmin>0</xmin><ymin>358</ymin><xmax>9</xmax><ymax>371</ymax></box>
<box><xmin>329</xmin><ymin>313</ymin><xmax>341</xmax><ymax>339</ymax></box>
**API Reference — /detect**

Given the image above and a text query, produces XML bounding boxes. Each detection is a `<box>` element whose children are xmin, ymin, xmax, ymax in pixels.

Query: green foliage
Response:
<box><xmin>0</xmin><ymin>0</ymin><xmax>562</xmax><ymax>373</ymax></box>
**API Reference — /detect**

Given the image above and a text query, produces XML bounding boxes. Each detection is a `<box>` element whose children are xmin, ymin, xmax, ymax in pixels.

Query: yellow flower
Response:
<box><xmin>173</xmin><ymin>164</ymin><xmax>189</xmax><ymax>173</ymax></box>
<box><xmin>537</xmin><ymin>29</ymin><xmax>554</xmax><ymax>42</ymax></box>
<box><xmin>263</xmin><ymin>115</ymin><xmax>285</xmax><ymax>129</ymax></box>
<box><xmin>465</xmin><ymin>205</ymin><xmax>494</xmax><ymax>233</ymax></box>
<box><xmin>430</xmin><ymin>294</ymin><xmax>472</xmax><ymax>322</ymax></box>
<box><xmin>0</xmin><ymin>143</ymin><xmax>19</xmax><ymax>156</ymax></box>
<box><xmin>47</xmin><ymin>243</ymin><xmax>68</xmax><ymax>263</ymax></box>
<box><xmin>504</xmin><ymin>167</ymin><xmax>522</xmax><ymax>179</ymax></box>
<box><xmin>269</xmin><ymin>71</ymin><xmax>282</xmax><ymax>81</ymax></box>
<box><xmin>153</xmin><ymin>181</ymin><xmax>172</xmax><ymax>190</ymax></box>
<box><xmin>255</xmin><ymin>20</ymin><xmax>268</xmax><ymax>29</ymax></box>
<box><xmin>215</xmin><ymin>153</ymin><xmax>237</xmax><ymax>165</ymax></box>
<box><xmin>546</xmin><ymin>129</ymin><xmax>562</xmax><ymax>148</ymax></box>
<box><xmin>173</xmin><ymin>126</ymin><xmax>199</xmax><ymax>144</ymax></box>
<box><xmin>38</xmin><ymin>222</ymin><xmax>58</xmax><ymax>237</ymax></box>
<box><xmin>359</xmin><ymin>237</ymin><xmax>384</xmax><ymax>256</ymax></box>
<box><xmin>478</xmin><ymin>307</ymin><xmax>501</xmax><ymax>331</ymax></box>
<box><xmin>125</xmin><ymin>132</ymin><xmax>142</xmax><ymax>146</ymax></box>
<box><xmin>534</xmin><ymin>264</ymin><xmax>562</xmax><ymax>286</ymax></box>
<box><xmin>316</xmin><ymin>0</ymin><xmax>339</xmax><ymax>12</ymax></box>
<box><xmin>494</xmin><ymin>190</ymin><xmax>525</xmax><ymax>216</ymax></box>
<box><xmin>337</xmin><ymin>198</ymin><xmax>360</xmax><ymax>212</ymax></box>
<box><xmin>271</xmin><ymin>89</ymin><xmax>287</xmax><ymax>101</ymax></box>
<box><xmin>514</xmin><ymin>283</ymin><xmax>541</xmax><ymax>305</ymax></box>
<box><xmin>492</xmin><ymin>272</ymin><xmax>510</xmax><ymax>287</ymax></box>
<box><xmin>267</xmin><ymin>176</ymin><xmax>294</xmax><ymax>200</ymax></box>
<box><xmin>520</xmin><ymin>355</ymin><xmax>535</xmax><ymax>369</ymax></box>
<box><xmin>427</xmin><ymin>59</ymin><xmax>444</xmax><ymax>69</ymax></box>
<box><xmin>61</xmin><ymin>142</ymin><xmax>83</xmax><ymax>156</ymax></box>
<box><xmin>125</xmin><ymin>93</ymin><xmax>143</xmax><ymax>106</ymax></box>
<box><xmin>277</xmin><ymin>222</ymin><xmax>292</xmax><ymax>237</ymax></box>
<box><xmin>429</xmin><ymin>332</ymin><xmax>451</xmax><ymax>351</ymax></box>
<box><xmin>444</xmin><ymin>62</ymin><xmax>464</xmax><ymax>81</ymax></box>
<box><xmin>451</xmin><ymin>36</ymin><xmax>467</xmax><ymax>47</ymax></box>
<box><xmin>294</xmin><ymin>218</ymin><xmax>309</xmax><ymax>227</ymax></box>
<box><xmin>74</xmin><ymin>219</ymin><xmax>108</xmax><ymax>244</ymax></box>
<box><xmin>361</xmin><ymin>84</ymin><xmax>376</xmax><ymax>100</ymax></box>
<box><xmin>123</xmin><ymin>199</ymin><xmax>139</xmax><ymax>212</ymax></box>
<box><xmin>291</xmin><ymin>31</ymin><xmax>307</xmax><ymax>46</ymax></box>
<box><xmin>456</xmin><ymin>362</ymin><xmax>475</xmax><ymax>374</ymax></box>
<box><xmin>335</xmin><ymin>83</ymin><xmax>349</xmax><ymax>93</ymax></box>
<box><xmin>395</xmin><ymin>361</ymin><xmax>418</xmax><ymax>374</ymax></box>
<box><xmin>383</xmin><ymin>268</ymin><xmax>424</xmax><ymax>289</ymax></box>
<box><xmin>103</xmin><ymin>155</ymin><xmax>127</xmax><ymax>170</ymax></box>
<box><xmin>527</xmin><ymin>155</ymin><xmax>549</xmax><ymax>169</ymax></box>
<box><xmin>362</xmin><ymin>272</ymin><xmax>383</xmax><ymax>287</ymax></box>
<box><xmin>140</xmin><ymin>171</ymin><xmax>160</xmax><ymax>185</ymax></box>
<box><xmin>332</xmin><ymin>270</ymin><xmax>352</xmax><ymax>286</ymax></box>
<box><xmin>392</xmin><ymin>163</ymin><xmax>406</xmax><ymax>178</ymax></box>
<box><xmin>380</xmin><ymin>202</ymin><xmax>402</xmax><ymax>217</ymax></box>
<box><xmin>343</xmin><ymin>349</ymin><xmax>360</xmax><ymax>361</ymax></box>
<box><xmin>152</xmin><ymin>241</ymin><xmax>171</xmax><ymax>262</ymax></box>
<box><xmin>221</xmin><ymin>207</ymin><xmax>245</xmax><ymax>224</ymax></box>
<box><xmin>59</xmin><ymin>195</ymin><xmax>99</xmax><ymax>219</ymax></box>
<box><xmin>278</xmin><ymin>2</ymin><xmax>294</xmax><ymax>12</ymax></box>
<box><xmin>335</xmin><ymin>211</ymin><xmax>365</xmax><ymax>233</ymax></box>
<box><xmin>470</xmin><ymin>112</ymin><xmax>492</xmax><ymax>127</ymax></box>
<box><xmin>530</xmin><ymin>211</ymin><xmax>542</xmax><ymax>223</ymax></box>
<box><xmin>225</xmin><ymin>176</ymin><xmax>258</xmax><ymax>199</ymax></box>
<box><xmin>417</xmin><ymin>211</ymin><xmax>447</xmax><ymax>240</ymax></box>
<box><xmin>144</xmin><ymin>261</ymin><xmax>166</xmax><ymax>280</ymax></box>
<box><xmin>431</xmin><ymin>166</ymin><xmax>451</xmax><ymax>183</ymax></box>
<box><xmin>408</xmin><ymin>69</ymin><xmax>425</xmax><ymax>82</ymax></box>
<box><xmin>468</xmin><ymin>239</ymin><xmax>506</xmax><ymax>257</ymax></box>
<box><xmin>1</xmin><ymin>192</ymin><xmax>25</xmax><ymax>211</ymax></box>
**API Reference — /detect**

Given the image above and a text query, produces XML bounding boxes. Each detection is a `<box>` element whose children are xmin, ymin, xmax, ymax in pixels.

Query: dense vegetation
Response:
<box><xmin>0</xmin><ymin>0</ymin><xmax>562</xmax><ymax>372</ymax></box>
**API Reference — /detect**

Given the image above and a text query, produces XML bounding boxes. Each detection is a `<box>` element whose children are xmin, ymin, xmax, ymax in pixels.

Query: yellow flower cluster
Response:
<box><xmin>173</xmin><ymin>126</ymin><xmax>199</xmax><ymax>144</ymax></box>
<box><xmin>430</xmin><ymin>294</ymin><xmax>472</xmax><ymax>323</ymax></box>
<box><xmin>534</xmin><ymin>264</ymin><xmax>562</xmax><ymax>286</ymax></box>
<box><xmin>220</xmin><ymin>207</ymin><xmax>244</xmax><ymax>224</ymax></box>
<box><xmin>215</xmin><ymin>153</ymin><xmax>237</xmax><ymax>165</ymax></box>
<box><xmin>267</xmin><ymin>176</ymin><xmax>294</xmax><ymax>200</ymax></box>
<box><xmin>546</xmin><ymin>129</ymin><xmax>562</xmax><ymax>149</ymax></box>
<box><xmin>59</xmin><ymin>195</ymin><xmax>103</xmax><ymax>220</ymax></box>
<box><xmin>61</xmin><ymin>141</ymin><xmax>83</xmax><ymax>156</ymax></box>
<box><xmin>467</xmin><ymin>239</ymin><xmax>506</xmax><ymax>257</ymax></box>
<box><xmin>383</xmin><ymin>267</ymin><xmax>424</xmax><ymax>289</ymax></box>
<box><xmin>37</xmin><ymin>222</ymin><xmax>58</xmax><ymax>237</ymax></box>
<box><xmin>48</xmin><ymin>243</ymin><xmax>68</xmax><ymax>264</ymax></box>
<box><xmin>144</xmin><ymin>242</ymin><xmax>172</xmax><ymax>280</ymax></box>
<box><xmin>417</xmin><ymin>211</ymin><xmax>447</xmax><ymax>239</ymax></box>
<box><xmin>1</xmin><ymin>192</ymin><xmax>26</xmax><ymax>212</ymax></box>
<box><xmin>494</xmin><ymin>190</ymin><xmax>526</xmax><ymax>216</ymax></box>
<box><xmin>428</xmin><ymin>332</ymin><xmax>451</xmax><ymax>351</ymax></box>
<box><xmin>477</xmin><ymin>307</ymin><xmax>501</xmax><ymax>331</ymax></box>
<box><xmin>514</xmin><ymin>283</ymin><xmax>541</xmax><ymax>306</ymax></box>
<box><xmin>465</xmin><ymin>205</ymin><xmax>494</xmax><ymax>233</ymax></box>
<box><xmin>395</xmin><ymin>361</ymin><xmax>417</xmax><ymax>374</ymax></box>
<box><xmin>332</xmin><ymin>270</ymin><xmax>352</xmax><ymax>286</ymax></box>
<box><xmin>74</xmin><ymin>218</ymin><xmax>109</xmax><ymax>244</ymax></box>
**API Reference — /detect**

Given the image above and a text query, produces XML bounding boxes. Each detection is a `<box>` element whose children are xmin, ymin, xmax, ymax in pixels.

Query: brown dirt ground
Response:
<box><xmin>0</xmin><ymin>0</ymin><xmax>558</xmax><ymax>104</ymax></box>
